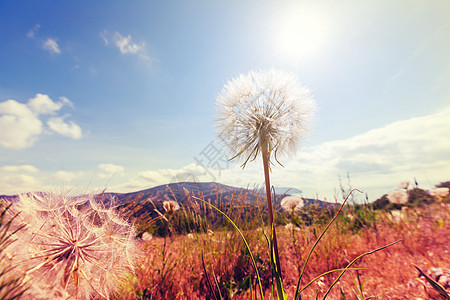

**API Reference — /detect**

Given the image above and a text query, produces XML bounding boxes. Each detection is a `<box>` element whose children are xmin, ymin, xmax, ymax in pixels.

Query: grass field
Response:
<box><xmin>118</xmin><ymin>188</ymin><xmax>450</xmax><ymax>299</ymax></box>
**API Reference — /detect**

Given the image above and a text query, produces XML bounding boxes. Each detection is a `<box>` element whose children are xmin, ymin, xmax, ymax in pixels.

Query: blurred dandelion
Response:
<box><xmin>141</xmin><ymin>232</ymin><xmax>153</xmax><ymax>242</ymax></box>
<box><xmin>8</xmin><ymin>192</ymin><xmax>141</xmax><ymax>299</ymax></box>
<box><xmin>387</xmin><ymin>190</ymin><xmax>408</xmax><ymax>204</ymax></box>
<box><xmin>280</xmin><ymin>196</ymin><xmax>305</xmax><ymax>212</ymax></box>
<box><xmin>215</xmin><ymin>69</ymin><xmax>316</xmax><ymax>283</ymax></box>
<box><xmin>162</xmin><ymin>200</ymin><xmax>180</xmax><ymax>213</ymax></box>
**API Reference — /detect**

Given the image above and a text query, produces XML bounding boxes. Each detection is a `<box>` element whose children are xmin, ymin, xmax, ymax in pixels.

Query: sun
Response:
<box><xmin>273</xmin><ymin>6</ymin><xmax>330</xmax><ymax>64</ymax></box>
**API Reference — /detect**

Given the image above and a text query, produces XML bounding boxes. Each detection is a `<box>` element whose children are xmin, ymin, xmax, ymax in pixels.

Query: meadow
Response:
<box><xmin>0</xmin><ymin>182</ymin><xmax>449</xmax><ymax>299</ymax></box>
<box><xmin>115</xmin><ymin>182</ymin><xmax>450</xmax><ymax>300</ymax></box>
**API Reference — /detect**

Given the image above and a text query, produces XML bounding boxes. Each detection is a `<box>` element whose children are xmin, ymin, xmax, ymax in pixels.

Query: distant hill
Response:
<box><xmin>105</xmin><ymin>182</ymin><xmax>264</xmax><ymax>205</ymax></box>
<box><xmin>0</xmin><ymin>182</ymin><xmax>335</xmax><ymax>209</ymax></box>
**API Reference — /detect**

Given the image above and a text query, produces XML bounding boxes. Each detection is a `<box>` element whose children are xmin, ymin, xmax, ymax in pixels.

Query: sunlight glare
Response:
<box><xmin>274</xmin><ymin>7</ymin><xmax>330</xmax><ymax>64</ymax></box>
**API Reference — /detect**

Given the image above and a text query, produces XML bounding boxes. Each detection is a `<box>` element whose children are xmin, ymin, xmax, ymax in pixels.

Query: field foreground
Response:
<box><xmin>120</xmin><ymin>202</ymin><xmax>450</xmax><ymax>299</ymax></box>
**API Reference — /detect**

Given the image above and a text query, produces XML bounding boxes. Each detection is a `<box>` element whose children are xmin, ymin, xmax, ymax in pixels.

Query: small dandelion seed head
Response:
<box><xmin>280</xmin><ymin>196</ymin><xmax>305</xmax><ymax>211</ymax></box>
<box><xmin>215</xmin><ymin>69</ymin><xmax>316</xmax><ymax>168</ymax></box>
<box><xmin>163</xmin><ymin>200</ymin><xmax>180</xmax><ymax>213</ymax></box>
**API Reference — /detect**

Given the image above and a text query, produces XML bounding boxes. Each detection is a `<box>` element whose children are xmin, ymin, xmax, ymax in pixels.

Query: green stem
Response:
<box><xmin>262</xmin><ymin>150</ymin><xmax>283</xmax><ymax>280</ymax></box>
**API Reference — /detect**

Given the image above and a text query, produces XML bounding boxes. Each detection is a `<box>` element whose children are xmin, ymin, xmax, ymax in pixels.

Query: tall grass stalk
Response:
<box><xmin>193</xmin><ymin>196</ymin><xmax>264</xmax><ymax>298</ymax></box>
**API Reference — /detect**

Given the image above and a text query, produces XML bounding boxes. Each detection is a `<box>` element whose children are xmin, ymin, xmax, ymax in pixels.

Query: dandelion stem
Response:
<box><xmin>262</xmin><ymin>147</ymin><xmax>282</xmax><ymax>279</ymax></box>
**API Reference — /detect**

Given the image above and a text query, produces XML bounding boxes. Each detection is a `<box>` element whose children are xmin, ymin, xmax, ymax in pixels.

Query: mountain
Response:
<box><xmin>105</xmin><ymin>182</ymin><xmax>264</xmax><ymax>205</ymax></box>
<box><xmin>1</xmin><ymin>182</ymin><xmax>335</xmax><ymax>209</ymax></box>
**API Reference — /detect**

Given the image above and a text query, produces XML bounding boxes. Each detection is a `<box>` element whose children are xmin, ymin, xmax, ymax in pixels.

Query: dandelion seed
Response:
<box><xmin>8</xmin><ymin>192</ymin><xmax>142</xmax><ymax>300</ymax></box>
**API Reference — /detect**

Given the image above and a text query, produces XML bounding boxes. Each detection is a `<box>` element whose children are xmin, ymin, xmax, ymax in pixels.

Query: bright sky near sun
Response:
<box><xmin>1</xmin><ymin>0</ymin><xmax>449</xmax><ymax>202</ymax></box>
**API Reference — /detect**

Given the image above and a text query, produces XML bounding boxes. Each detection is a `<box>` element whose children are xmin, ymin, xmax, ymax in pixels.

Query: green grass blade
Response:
<box><xmin>193</xmin><ymin>196</ymin><xmax>264</xmax><ymax>299</ymax></box>
<box><xmin>415</xmin><ymin>265</ymin><xmax>450</xmax><ymax>299</ymax></box>
<box><xmin>202</xmin><ymin>250</ymin><xmax>219</xmax><ymax>300</ymax></box>
<box><xmin>340</xmin><ymin>287</ymin><xmax>348</xmax><ymax>300</ymax></box>
<box><xmin>322</xmin><ymin>240</ymin><xmax>402</xmax><ymax>299</ymax></box>
<box><xmin>294</xmin><ymin>189</ymin><xmax>363</xmax><ymax>300</ymax></box>
<box><xmin>299</xmin><ymin>268</ymin><xmax>367</xmax><ymax>293</ymax></box>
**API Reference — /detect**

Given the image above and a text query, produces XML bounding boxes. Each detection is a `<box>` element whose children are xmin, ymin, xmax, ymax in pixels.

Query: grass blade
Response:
<box><xmin>322</xmin><ymin>239</ymin><xmax>402</xmax><ymax>299</ymax></box>
<box><xmin>294</xmin><ymin>189</ymin><xmax>363</xmax><ymax>300</ymax></box>
<box><xmin>193</xmin><ymin>196</ymin><xmax>264</xmax><ymax>299</ymax></box>
<box><xmin>415</xmin><ymin>265</ymin><xmax>450</xmax><ymax>299</ymax></box>
<box><xmin>202</xmin><ymin>250</ymin><xmax>219</xmax><ymax>300</ymax></box>
<box><xmin>299</xmin><ymin>268</ymin><xmax>367</xmax><ymax>293</ymax></box>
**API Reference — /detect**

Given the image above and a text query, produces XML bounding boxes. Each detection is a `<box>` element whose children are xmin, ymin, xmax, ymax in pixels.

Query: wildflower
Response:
<box><xmin>280</xmin><ymin>196</ymin><xmax>304</xmax><ymax>211</ymax></box>
<box><xmin>163</xmin><ymin>200</ymin><xmax>180</xmax><ymax>213</ymax></box>
<box><xmin>387</xmin><ymin>190</ymin><xmax>408</xmax><ymax>204</ymax></box>
<box><xmin>187</xmin><ymin>233</ymin><xmax>194</xmax><ymax>239</ymax></box>
<box><xmin>8</xmin><ymin>192</ymin><xmax>141</xmax><ymax>299</ymax></box>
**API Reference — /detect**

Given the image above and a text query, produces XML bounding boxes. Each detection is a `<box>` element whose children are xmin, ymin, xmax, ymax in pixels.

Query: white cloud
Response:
<box><xmin>0</xmin><ymin>99</ymin><xmax>43</xmax><ymax>149</ymax></box>
<box><xmin>0</xmin><ymin>94</ymin><xmax>82</xmax><ymax>149</ymax></box>
<box><xmin>113</xmin><ymin>32</ymin><xmax>143</xmax><ymax>54</ymax></box>
<box><xmin>52</xmin><ymin>170</ymin><xmax>85</xmax><ymax>182</ymax></box>
<box><xmin>100</xmin><ymin>30</ymin><xmax>109</xmax><ymax>45</ymax></box>
<box><xmin>112</xmin><ymin>106</ymin><xmax>450</xmax><ymax>201</ymax></box>
<box><xmin>112</xmin><ymin>163</ymin><xmax>212</xmax><ymax>192</ymax></box>
<box><xmin>27</xmin><ymin>23</ymin><xmax>40</xmax><ymax>39</ymax></box>
<box><xmin>102</xmin><ymin>30</ymin><xmax>151</xmax><ymax>63</ymax></box>
<box><xmin>98</xmin><ymin>163</ymin><xmax>125</xmax><ymax>178</ymax></box>
<box><xmin>265</xmin><ymin>106</ymin><xmax>450</xmax><ymax>201</ymax></box>
<box><xmin>0</xmin><ymin>174</ymin><xmax>43</xmax><ymax>195</ymax></box>
<box><xmin>42</xmin><ymin>38</ymin><xmax>61</xmax><ymax>54</ymax></box>
<box><xmin>47</xmin><ymin>116</ymin><xmax>82</xmax><ymax>139</ymax></box>
<box><xmin>58</xmin><ymin>96</ymin><xmax>74</xmax><ymax>108</ymax></box>
<box><xmin>28</xmin><ymin>93</ymin><xmax>70</xmax><ymax>115</ymax></box>
<box><xmin>0</xmin><ymin>165</ymin><xmax>39</xmax><ymax>173</ymax></box>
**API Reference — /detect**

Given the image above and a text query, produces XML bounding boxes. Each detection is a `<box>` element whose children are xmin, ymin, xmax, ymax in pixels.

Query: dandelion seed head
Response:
<box><xmin>215</xmin><ymin>69</ymin><xmax>316</xmax><ymax>167</ymax></box>
<box><xmin>9</xmin><ymin>192</ymin><xmax>142</xmax><ymax>299</ymax></box>
<box><xmin>163</xmin><ymin>200</ymin><xmax>180</xmax><ymax>213</ymax></box>
<box><xmin>280</xmin><ymin>196</ymin><xmax>305</xmax><ymax>211</ymax></box>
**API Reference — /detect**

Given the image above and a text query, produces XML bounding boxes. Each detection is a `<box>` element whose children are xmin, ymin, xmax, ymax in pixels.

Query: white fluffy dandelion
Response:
<box><xmin>8</xmin><ymin>192</ymin><xmax>141</xmax><ymax>299</ymax></box>
<box><xmin>216</xmin><ymin>69</ymin><xmax>316</xmax><ymax>167</ymax></box>
<box><xmin>215</xmin><ymin>69</ymin><xmax>316</xmax><ymax>280</ymax></box>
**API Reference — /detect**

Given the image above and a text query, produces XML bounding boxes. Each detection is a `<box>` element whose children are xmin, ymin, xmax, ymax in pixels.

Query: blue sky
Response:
<box><xmin>1</xmin><ymin>0</ymin><xmax>449</xmax><ymax>202</ymax></box>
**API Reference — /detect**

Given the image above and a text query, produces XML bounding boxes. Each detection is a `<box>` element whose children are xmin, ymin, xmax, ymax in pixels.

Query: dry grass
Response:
<box><xmin>120</xmin><ymin>202</ymin><xmax>449</xmax><ymax>299</ymax></box>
